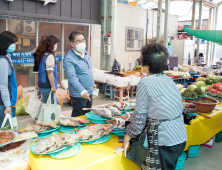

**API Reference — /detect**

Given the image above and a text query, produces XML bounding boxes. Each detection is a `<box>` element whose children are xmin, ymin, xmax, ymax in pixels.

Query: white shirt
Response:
<box><xmin>46</xmin><ymin>54</ymin><xmax>55</xmax><ymax>71</ymax></box>
<box><xmin>73</xmin><ymin>49</ymin><xmax>87</xmax><ymax>96</ymax></box>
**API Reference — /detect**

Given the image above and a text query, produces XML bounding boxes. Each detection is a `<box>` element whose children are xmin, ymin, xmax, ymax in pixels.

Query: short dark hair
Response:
<box><xmin>141</xmin><ymin>43</ymin><xmax>168</xmax><ymax>74</ymax></box>
<box><xmin>0</xmin><ymin>31</ymin><xmax>18</xmax><ymax>55</ymax></box>
<box><xmin>69</xmin><ymin>30</ymin><xmax>84</xmax><ymax>42</ymax></box>
<box><xmin>199</xmin><ymin>53</ymin><xmax>203</xmax><ymax>57</ymax></box>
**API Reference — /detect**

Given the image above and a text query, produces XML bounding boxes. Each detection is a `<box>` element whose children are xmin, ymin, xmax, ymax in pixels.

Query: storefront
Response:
<box><xmin>0</xmin><ymin>0</ymin><xmax>101</xmax><ymax>87</ymax></box>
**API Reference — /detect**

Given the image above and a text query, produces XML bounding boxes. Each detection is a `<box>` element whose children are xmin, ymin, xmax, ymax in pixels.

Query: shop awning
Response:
<box><xmin>184</xmin><ymin>29</ymin><xmax>222</xmax><ymax>46</ymax></box>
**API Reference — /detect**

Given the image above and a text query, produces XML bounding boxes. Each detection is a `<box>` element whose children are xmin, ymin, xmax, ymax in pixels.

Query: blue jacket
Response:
<box><xmin>38</xmin><ymin>52</ymin><xmax>57</xmax><ymax>89</ymax></box>
<box><xmin>63</xmin><ymin>48</ymin><xmax>94</xmax><ymax>98</ymax></box>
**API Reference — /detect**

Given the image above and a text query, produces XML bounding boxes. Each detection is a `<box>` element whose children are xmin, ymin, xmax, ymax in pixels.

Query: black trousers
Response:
<box><xmin>70</xmin><ymin>94</ymin><xmax>92</xmax><ymax>117</ymax></box>
<box><xmin>158</xmin><ymin>142</ymin><xmax>186</xmax><ymax>170</ymax></box>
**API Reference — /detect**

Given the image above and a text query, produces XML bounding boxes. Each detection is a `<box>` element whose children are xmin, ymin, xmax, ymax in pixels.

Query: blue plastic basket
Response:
<box><xmin>85</xmin><ymin>112</ymin><xmax>112</xmax><ymax>121</ymax></box>
<box><xmin>49</xmin><ymin>143</ymin><xmax>82</xmax><ymax>159</ymax></box>
<box><xmin>58</xmin><ymin>125</ymin><xmax>76</xmax><ymax>134</ymax></box>
<box><xmin>175</xmin><ymin>152</ymin><xmax>186</xmax><ymax>170</ymax></box>
<box><xmin>198</xmin><ymin>93</ymin><xmax>207</xmax><ymax>97</ymax></box>
<box><xmin>86</xmin><ymin>134</ymin><xmax>111</xmax><ymax>144</ymax></box>
<box><xmin>31</xmin><ymin>143</ymin><xmax>67</xmax><ymax>155</ymax></box>
<box><xmin>181</xmin><ymin>96</ymin><xmax>198</xmax><ymax>100</ymax></box>
<box><xmin>187</xmin><ymin>112</ymin><xmax>198</xmax><ymax>116</ymax></box>
<box><xmin>86</xmin><ymin>118</ymin><xmax>107</xmax><ymax>124</ymax></box>
<box><xmin>111</xmin><ymin>132</ymin><xmax>125</xmax><ymax>136</ymax></box>
<box><xmin>188</xmin><ymin>145</ymin><xmax>200</xmax><ymax>157</ymax></box>
<box><xmin>38</xmin><ymin>130</ymin><xmax>58</xmax><ymax>138</ymax></box>
<box><xmin>0</xmin><ymin>130</ymin><xmax>18</xmax><ymax>148</ymax></box>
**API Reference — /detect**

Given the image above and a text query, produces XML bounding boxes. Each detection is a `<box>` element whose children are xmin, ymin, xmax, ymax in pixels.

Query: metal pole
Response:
<box><xmin>206</xmin><ymin>8</ymin><xmax>212</xmax><ymax>66</ymax></box>
<box><xmin>163</xmin><ymin>0</ymin><xmax>170</xmax><ymax>48</ymax></box>
<box><xmin>100</xmin><ymin>0</ymin><xmax>107</xmax><ymax>70</ymax></box>
<box><xmin>212</xmin><ymin>7</ymin><xmax>218</xmax><ymax>65</ymax></box>
<box><xmin>35</xmin><ymin>21</ymin><xmax>38</xmax><ymax>50</ymax></box>
<box><xmin>5</xmin><ymin>19</ymin><xmax>8</xmax><ymax>31</ymax></box>
<box><xmin>156</xmin><ymin>0</ymin><xmax>162</xmax><ymax>43</ymax></box>
<box><xmin>61</xmin><ymin>23</ymin><xmax>64</xmax><ymax>80</ymax></box>
<box><xmin>196</xmin><ymin>1</ymin><xmax>203</xmax><ymax>57</ymax></box>
<box><xmin>108</xmin><ymin>0</ymin><xmax>116</xmax><ymax>71</ymax></box>
<box><xmin>191</xmin><ymin>2</ymin><xmax>196</xmax><ymax>40</ymax></box>
<box><xmin>88</xmin><ymin>24</ymin><xmax>91</xmax><ymax>53</ymax></box>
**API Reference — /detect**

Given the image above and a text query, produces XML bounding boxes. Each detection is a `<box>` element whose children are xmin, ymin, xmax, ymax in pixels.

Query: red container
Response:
<box><xmin>185</xmin><ymin>97</ymin><xmax>219</xmax><ymax>113</ymax></box>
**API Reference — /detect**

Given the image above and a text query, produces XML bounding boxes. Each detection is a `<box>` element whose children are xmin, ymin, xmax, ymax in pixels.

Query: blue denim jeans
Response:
<box><xmin>39</xmin><ymin>88</ymin><xmax>59</xmax><ymax>104</ymax></box>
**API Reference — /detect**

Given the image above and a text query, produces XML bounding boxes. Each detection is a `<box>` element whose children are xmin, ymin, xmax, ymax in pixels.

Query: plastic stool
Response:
<box><xmin>104</xmin><ymin>84</ymin><xmax>114</xmax><ymax>99</ymax></box>
<box><xmin>114</xmin><ymin>86</ymin><xmax>130</xmax><ymax>102</ymax></box>
<box><xmin>130</xmin><ymin>85</ymin><xmax>137</xmax><ymax>97</ymax></box>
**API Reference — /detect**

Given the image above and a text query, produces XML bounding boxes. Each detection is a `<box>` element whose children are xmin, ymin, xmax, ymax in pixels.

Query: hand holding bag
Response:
<box><xmin>25</xmin><ymin>89</ymin><xmax>42</xmax><ymax>118</ymax></box>
<box><xmin>38</xmin><ymin>92</ymin><xmax>61</xmax><ymax>124</ymax></box>
<box><xmin>126</xmin><ymin>128</ymin><xmax>149</xmax><ymax>166</ymax></box>
<box><xmin>1</xmin><ymin>113</ymin><xmax>14</xmax><ymax>129</ymax></box>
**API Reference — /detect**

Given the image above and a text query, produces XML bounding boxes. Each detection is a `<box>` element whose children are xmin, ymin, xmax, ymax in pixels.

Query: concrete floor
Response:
<box><xmin>18</xmin><ymin>88</ymin><xmax>222</xmax><ymax>170</ymax></box>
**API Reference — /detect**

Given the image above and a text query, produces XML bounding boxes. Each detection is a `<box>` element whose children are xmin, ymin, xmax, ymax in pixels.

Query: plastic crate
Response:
<box><xmin>216</xmin><ymin>131</ymin><xmax>222</xmax><ymax>143</ymax></box>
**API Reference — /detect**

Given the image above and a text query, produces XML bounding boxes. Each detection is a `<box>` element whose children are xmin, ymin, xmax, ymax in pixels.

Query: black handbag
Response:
<box><xmin>126</xmin><ymin>128</ymin><xmax>149</xmax><ymax>166</ymax></box>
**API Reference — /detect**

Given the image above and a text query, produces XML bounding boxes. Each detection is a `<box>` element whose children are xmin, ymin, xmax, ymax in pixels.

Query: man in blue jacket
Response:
<box><xmin>64</xmin><ymin>30</ymin><xmax>95</xmax><ymax>117</ymax></box>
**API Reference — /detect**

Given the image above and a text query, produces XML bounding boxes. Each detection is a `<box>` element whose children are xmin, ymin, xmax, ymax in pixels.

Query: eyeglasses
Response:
<box><xmin>73</xmin><ymin>40</ymin><xmax>86</xmax><ymax>44</ymax></box>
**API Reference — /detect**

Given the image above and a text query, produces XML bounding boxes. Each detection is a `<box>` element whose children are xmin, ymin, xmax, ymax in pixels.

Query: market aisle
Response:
<box><xmin>183</xmin><ymin>143</ymin><xmax>222</xmax><ymax>170</ymax></box>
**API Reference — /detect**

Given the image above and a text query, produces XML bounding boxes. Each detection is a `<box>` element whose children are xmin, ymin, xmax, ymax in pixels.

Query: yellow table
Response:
<box><xmin>29</xmin><ymin>108</ymin><xmax>222</xmax><ymax>170</ymax></box>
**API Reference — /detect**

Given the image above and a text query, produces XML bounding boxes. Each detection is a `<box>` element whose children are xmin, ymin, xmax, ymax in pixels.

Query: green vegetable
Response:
<box><xmin>181</xmin><ymin>89</ymin><xmax>197</xmax><ymax>98</ymax></box>
<box><xmin>196</xmin><ymin>81</ymin><xmax>205</xmax><ymax>87</ymax></box>
<box><xmin>189</xmin><ymin>85</ymin><xmax>197</xmax><ymax>90</ymax></box>
<box><xmin>208</xmin><ymin>74</ymin><xmax>214</xmax><ymax>80</ymax></box>
<box><xmin>204</xmin><ymin>85</ymin><xmax>211</xmax><ymax>91</ymax></box>
<box><xmin>198</xmin><ymin>100</ymin><xmax>214</xmax><ymax>104</ymax></box>
<box><xmin>201</xmin><ymin>87</ymin><xmax>205</xmax><ymax>93</ymax></box>
<box><xmin>197</xmin><ymin>77</ymin><xmax>204</xmax><ymax>81</ymax></box>
<box><xmin>135</xmin><ymin>66</ymin><xmax>142</xmax><ymax>69</ymax></box>
<box><xmin>194</xmin><ymin>87</ymin><xmax>204</xmax><ymax>96</ymax></box>
<box><xmin>1</xmin><ymin>125</ymin><xmax>17</xmax><ymax>130</ymax></box>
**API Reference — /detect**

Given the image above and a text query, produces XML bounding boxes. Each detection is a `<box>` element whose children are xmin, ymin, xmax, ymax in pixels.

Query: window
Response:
<box><xmin>126</xmin><ymin>27</ymin><xmax>144</xmax><ymax>51</ymax></box>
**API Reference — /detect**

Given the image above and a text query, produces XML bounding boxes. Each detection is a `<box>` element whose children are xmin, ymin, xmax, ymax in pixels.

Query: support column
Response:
<box><xmin>191</xmin><ymin>2</ymin><xmax>196</xmax><ymax>40</ymax></box>
<box><xmin>196</xmin><ymin>1</ymin><xmax>203</xmax><ymax>56</ymax></box>
<box><xmin>163</xmin><ymin>0</ymin><xmax>170</xmax><ymax>48</ymax></box>
<box><xmin>156</xmin><ymin>0</ymin><xmax>162</xmax><ymax>43</ymax></box>
<box><xmin>5</xmin><ymin>19</ymin><xmax>8</xmax><ymax>31</ymax></box>
<box><xmin>206</xmin><ymin>8</ymin><xmax>212</xmax><ymax>66</ymax></box>
<box><xmin>61</xmin><ymin>23</ymin><xmax>64</xmax><ymax>80</ymax></box>
<box><xmin>212</xmin><ymin>7</ymin><xmax>218</xmax><ymax>64</ymax></box>
<box><xmin>108</xmin><ymin>0</ymin><xmax>117</xmax><ymax>71</ymax></box>
<box><xmin>35</xmin><ymin>21</ymin><xmax>38</xmax><ymax>50</ymax></box>
<box><xmin>100</xmin><ymin>0</ymin><xmax>107</xmax><ymax>70</ymax></box>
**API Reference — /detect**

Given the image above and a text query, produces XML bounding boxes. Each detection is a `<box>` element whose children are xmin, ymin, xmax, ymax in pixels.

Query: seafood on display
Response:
<box><xmin>106</xmin><ymin>106</ymin><xmax>122</xmax><ymax>116</ymax></box>
<box><xmin>25</xmin><ymin>121</ymin><xmax>59</xmax><ymax>132</ymax></box>
<box><xmin>107</xmin><ymin>112</ymin><xmax>133</xmax><ymax>129</ymax></box>
<box><xmin>0</xmin><ymin>131</ymin><xmax>16</xmax><ymax>145</ymax></box>
<box><xmin>76</xmin><ymin>124</ymin><xmax>114</xmax><ymax>141</ymax></box>
<box><xmin>59</xmin><ymin>117</ymin><xmax>91</xmax><ymax>126</ymax></box>
<box><xmin>33</xmin><ymin>133</ymin><xmax>79</xmax><ymax>154</ymax></box>
<box><xmin>110</xmin><ymin>102</ymin><xmax>136</xmax><ymax>110</ymax></box>
<box><xmin>83</xmin><ymin>108</ymin><xmax>113</xmax><ymax>119</ymax></box>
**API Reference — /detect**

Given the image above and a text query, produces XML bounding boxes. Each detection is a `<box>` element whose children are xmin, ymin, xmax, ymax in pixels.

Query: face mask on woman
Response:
<box><xmin>7</xmin><ymin>44</ymin><xmax>16</xmax><ymax>53</ymax></box>
<box><xmin>53</xmin><ymin>44</ymin><xmax>57</xmax><ymax>52</ymax></box>
<box><xmin>76</xmin><ymin>43</ymin><xmax>86</xmax><ymax>53</ymax></box>
<box><xmin>142</xmin><ymin>67</ymin><xmax>147</xmax><ymax>76</ymax></box>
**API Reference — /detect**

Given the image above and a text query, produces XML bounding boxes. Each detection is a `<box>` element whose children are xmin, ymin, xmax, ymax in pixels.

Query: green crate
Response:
<box><xmin>215</xmin><ymin>131</ymin><xmax>222</xmax><ymax>143</ymax></box>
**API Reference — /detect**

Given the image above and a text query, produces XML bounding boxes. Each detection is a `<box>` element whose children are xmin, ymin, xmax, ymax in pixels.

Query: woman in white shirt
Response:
<box><xmin>36</xmin><ymin>35</ymin><xmax>59</xmax><ymax>104</ymax></box>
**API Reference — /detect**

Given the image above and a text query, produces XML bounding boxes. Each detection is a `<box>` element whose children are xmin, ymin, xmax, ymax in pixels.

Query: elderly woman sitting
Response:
<box><xmin>116</xmin><ymin>44</ymin><xmax>187</xmax><ymax>170</ymax></box>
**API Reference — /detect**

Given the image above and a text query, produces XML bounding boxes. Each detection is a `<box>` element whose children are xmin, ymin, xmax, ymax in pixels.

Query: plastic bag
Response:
<box><xmin>15</xmin><ymin>95</ymin><xmax>30</xmax><ymax>116</ymax></box>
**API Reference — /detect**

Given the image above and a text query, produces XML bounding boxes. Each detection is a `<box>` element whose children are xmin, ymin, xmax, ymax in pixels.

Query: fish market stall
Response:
<box><xmin>26</xmin><ymin>101</ymin><xmax>222</xmax><ymax>170</ymax></box>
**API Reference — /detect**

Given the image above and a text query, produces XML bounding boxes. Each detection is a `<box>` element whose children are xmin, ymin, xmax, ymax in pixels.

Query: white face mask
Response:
<box><xmin>76</xmin><ymin>43</ymin><xmax>86</xmax><ymax>53</ymax></box>
<box><xmin>53</xmin><ymin>44</ymin><xmax>57</xmax><ymax>52</ymax></box>
<box><xmin>142</xmin><ymin>67</ymin><xmax>147</xmax><ymax>76</ymax></box>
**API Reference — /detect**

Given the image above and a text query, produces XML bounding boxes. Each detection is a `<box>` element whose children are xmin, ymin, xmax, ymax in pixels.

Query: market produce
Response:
<box><xmin>176</xmin><ymin>84</ymin><xmax>183</xmax><ymax>91</ymax></box>
<box><xmin>0</xmin><ymin>131</ymin><xmax>16</xmax><ymax>145</ymax></box>
<box><xmin>76</xmin><ymin>124</ymin><xmax>114</xmax><ymax>141</ymax></box>
<box><xmin>59</xmin><ymin>117</ymin><xmax>90</xmax><ymax>126</ymax></box>
<box><xmin>196</xmin><ymin>81</ymin><xmax>205</xmax><ymax>88</ymax></box>
<box><xmin>201</xmin><ymin>87</ymin><xmax>205</xmax><ymax>93</ymax></box>
<box><xmin>208</xmin><ymin>82</ymin><xmax>222</xmax><ymax>94</ymax></box>
<box><xmin>181</xmin><ymin>89</ymin><xmax>197</xmax><ymax>98</ymax></box>
<box><xmin>188</xmin><ymin>85</ymin><xmax>197</xmax><ymax>90</ymax></box>
<box><xmin>163</xmin><ymin>71</ymin><xmax>190</xmax><ymax>77</ymax></box>
<box><xmin>204</xmin><ymin>85</ymin><xmax>211</xmax><ymax>91</ymax></box>
<box><xmin>196</xmin><ymin>77</ymin><xmax>205</xmax><ymax>81</ymax></box>
<box><xmin>83</xmin><ymin>108</ymin><xmax>113</xmax><ymax>118</ymax></box>
<box><xmin>194</xmin><ymin>87</ymin><xmax>204</xmax><ymax>96</ymax></box>
<box><xmin>33</xmin><ymin>133</ymin><xmax>79</xmax><ymax>154</ymax></box>
<box><xmin>198</xmin><ymin>100</ymin><xmax>214</xmax><ymax>104</ymax></box>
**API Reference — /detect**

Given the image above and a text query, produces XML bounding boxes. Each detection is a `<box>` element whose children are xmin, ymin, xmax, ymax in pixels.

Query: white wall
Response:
<box><xmin>90</xmin><ymin>3</ymin><xmax>178</xmax><ymax>70</ymax></box>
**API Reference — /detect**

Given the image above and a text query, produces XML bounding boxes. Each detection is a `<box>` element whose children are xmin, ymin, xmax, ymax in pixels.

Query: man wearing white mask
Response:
<box><xmin>64</xmin><ymin>31</ymin><xmax>95</xmax><ymax>117</ymax></box>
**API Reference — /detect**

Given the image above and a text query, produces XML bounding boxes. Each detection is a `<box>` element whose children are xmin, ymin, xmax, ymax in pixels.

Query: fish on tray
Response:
<box><xmin>36</xmin><ymin>121</ymin><xmax>59</xmax><ymax>129</ymax></box>
<box><xmin>83</xmin><ymin>108</ymin><xmax>113</xmax><ymax>119</ymax></box>
<box><xmin>0</xmin><ymin>131</ymin><xmax>16</xmax><ymax>145</ymax></box>
<box><xmin>25</xmin><ymin>124</ymin><xmax>50</xmax><ymax>133</ymax></box>
<box><xmin>76</xmin><ymin>124</ymin><xmax>114</xmax><ymax>141</ymax></box>
<box><xmin>33</xmin><ymin>133</ymin><xmax>79</xmax><ymax>154</ymax></box>
<box><xmin>107</xmin><ymin>112</ymin><xmax>133</xmax><ymax>129</ymax></box>
<box><xmin>59</xmin><ymin>117</ymin><xmax>90</xmax><ymax>126</ymax></box>
<box><xmin>106</xmin><ymin>106</ymin><xmax>122</xmax><ymax>116</ymax></box>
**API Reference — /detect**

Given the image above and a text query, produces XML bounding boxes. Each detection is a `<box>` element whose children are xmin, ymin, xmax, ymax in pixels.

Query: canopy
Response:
<box><xmin>184</xmin><ymin>29</ymin><xmax>222</xmax><ymax>46</ymax></box>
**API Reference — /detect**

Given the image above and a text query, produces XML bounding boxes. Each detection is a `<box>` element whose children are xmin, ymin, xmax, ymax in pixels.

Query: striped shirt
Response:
<box><xmin>125</xmin><ymin>74</ymin><xmax>187</xmax><ymax>146</ymax></box>
<box><xmin>0</xmin><ymin>56</ymin><xmax>12</xmax><ymax>107</ymax></box>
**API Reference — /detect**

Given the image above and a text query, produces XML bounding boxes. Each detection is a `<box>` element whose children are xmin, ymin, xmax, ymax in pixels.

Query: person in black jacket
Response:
<box><xmin>33</xmin><ymin>35</ymin><xmax>47</xmax><ymax>89</ymax></box>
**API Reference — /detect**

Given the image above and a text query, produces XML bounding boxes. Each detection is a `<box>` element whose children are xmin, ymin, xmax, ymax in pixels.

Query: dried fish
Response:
<box><xmin>59</xmin><ymin>117</ymin><xmax>80</xmax><ymax>126</ymax></box>
<box><xmin>83</xmin><ymin>108</ymin><xmax>113</xmax><ymax>118</ymax></box>
<box><xmin>25</xmin><ymin>124</ymin><xmax>49</xmax><ymax>133</ymax></box>
<box><xmin>106</xmin><ymin>106</ymin><xmax>122</xmax><ymax>116</ymax></box>
<box><xmin>68</xmin><ymin>117</ymin><xmax>91</xmax><ymax>124</ymax></box>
